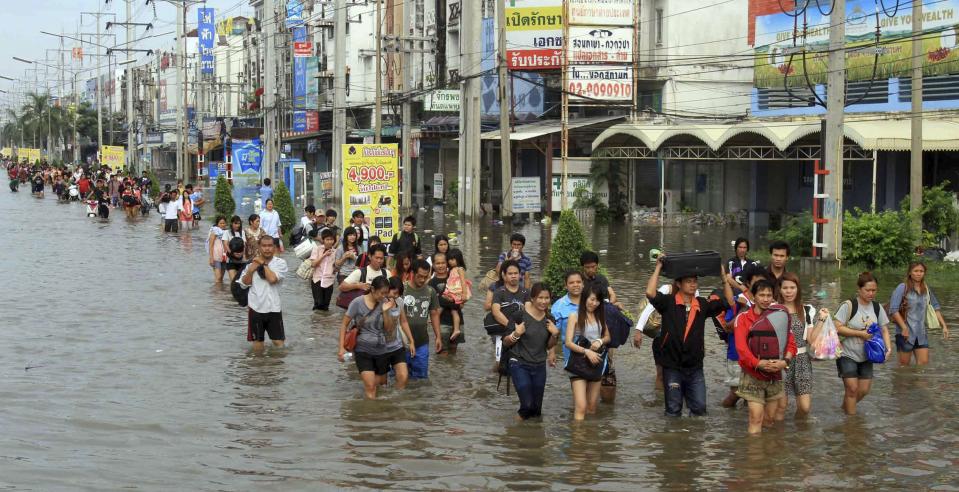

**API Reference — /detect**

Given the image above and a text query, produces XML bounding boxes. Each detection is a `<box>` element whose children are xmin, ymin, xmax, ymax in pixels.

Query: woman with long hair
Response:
<box><xmin>889</xmin><ymin>261</ymin><xmax>949</xmax><ymax>366</ymax></box>
<box><xmin>502</xmin><ymin>282</ymin><xmax>560</xmax><ymax>421</ymax></box>
<box><xmin>776</xmin><ymin>272</ymin><xmax>830</xmax><ymax>420</ymax></box>
<box><xmin>834</xmin><ymin>272</ymin><xmax>893</xmax><ymax>416</ymax></box>
<box><xmin>392</xmin><ymin>250</ymin><xmax>416</xmax><ymax>284</ymax></box>
<box><xmin>564</xmin><ymin>284</ymin><xmax>612</xmax><ymax>420</ymax></box>
<box><xmin>335</xmin><ymin>226</ymin><xmax>361</xmax><ymax>284</ymax></box>
<box><xmin>222</xmin><ymin>215</ymin><xmax>247</xmax><ymax>282</ymax></box>
<box><xmin>207</xmin><ymin>215</ymin><xmax>228</xmax><ymax>284</ymax></box>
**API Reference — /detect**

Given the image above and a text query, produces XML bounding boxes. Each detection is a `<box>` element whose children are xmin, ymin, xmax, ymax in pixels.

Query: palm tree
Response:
<box><xmin>23</xmin><ymin>92</ymin><xmax>52</xmax><ymax>154</ymax></box>
<box><xmin>4</xmin><ymin>108</ymin><xmax>26</xmax><ymax>148</ymax></box>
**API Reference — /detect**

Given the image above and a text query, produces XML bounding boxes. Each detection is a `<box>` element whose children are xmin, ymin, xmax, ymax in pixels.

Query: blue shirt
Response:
<box><xmin>889</xmin><ymin>283</ymin><xmax>941</xmax><ymax>347</ymax></box>
<box><xmin>498</xmin><ymin>251</ymin><xmax>533</xmax><ymax>275</ymax></box>
<box><xmin>259</xmin><ymin>185</ymin><xmax>273</xmax><ymax>201</ymax></box>
<box><xmin>189</xmin><ymin>191</ymin><xmax>202</xmax><ymax>214</ymax></box>
<box><xmin>551</xmin><ymin>295</ymin><xmax>579</xmax><ymax>360</ymax></box>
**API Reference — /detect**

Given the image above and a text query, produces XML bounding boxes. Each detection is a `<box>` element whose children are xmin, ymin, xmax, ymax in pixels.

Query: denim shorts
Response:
<box><xmin>895</xmin><ymin>334</ymin><xmax>929</xmax><ymax>352</ymax></box>
<box><xmin>836</xmin><ymin>357</ymin><xmax>874</xmax><ymax>380</ymax></box>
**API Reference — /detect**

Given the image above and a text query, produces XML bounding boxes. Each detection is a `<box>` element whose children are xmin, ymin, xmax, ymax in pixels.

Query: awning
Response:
<box><xmin>481</xmin><ymin>115</ymin><xmax>626</xmax><ymax>141</ymax></box>
<box><xmin>844</xmin><ymin>119</ymin><xmax>959</xmax><ymax>151</ymax></box>
<box><xmin>593</xmin><ymin>117</ymin><xmax>959</xmax><ymax>152</ymax></box>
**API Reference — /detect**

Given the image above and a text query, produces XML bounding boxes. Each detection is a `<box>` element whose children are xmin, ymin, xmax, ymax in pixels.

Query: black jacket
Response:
<box><xmin>650</xmin><ymin>291</ymin><xmax>727</xmax><ymax>370</ymax></box>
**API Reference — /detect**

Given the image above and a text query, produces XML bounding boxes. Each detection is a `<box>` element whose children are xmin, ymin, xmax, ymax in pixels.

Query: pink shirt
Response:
<box><xmin>310</xmin><ymin>243</ymin><xmax>336</xmax><ymax>287</ymax></box>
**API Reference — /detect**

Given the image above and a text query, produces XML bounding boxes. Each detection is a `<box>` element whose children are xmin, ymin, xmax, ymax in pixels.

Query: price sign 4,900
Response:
<box><xmin>348</xmin><ymin>165</ymin><xmax>395</xmax><ymax>183</ymax></box>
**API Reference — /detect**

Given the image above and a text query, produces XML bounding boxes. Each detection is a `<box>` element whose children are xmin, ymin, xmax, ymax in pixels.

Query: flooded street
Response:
<box><xmin>2</xmin><ymin>190</ymin><xmax>958</xmax><ymax>490</ymax></box>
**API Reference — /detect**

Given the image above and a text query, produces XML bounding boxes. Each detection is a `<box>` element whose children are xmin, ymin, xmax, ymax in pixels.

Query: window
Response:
<box><xmin>655</xmin><ymin>9</ymin><xmax>664</xmax><ymax>46</ymax></box>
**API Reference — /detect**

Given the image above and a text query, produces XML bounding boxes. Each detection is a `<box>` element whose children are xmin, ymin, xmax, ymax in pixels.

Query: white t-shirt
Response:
<box><xmin>344</xmin><ymin>265</ymin><xmax>391</xmax><ymax>285</ymax></box>
<box><xmin>300</xmin><ymin>216</ymin><xmax>314</xmax><ymax>231</ymax></box>
<box><xmin>259</xmin><ymin>209</ymin><xmax>282</xmax><ymax>238</ymax></box>
<box><xmin>164</xmin><ymin>199</ymin><xmax>184</xmax><ymax>220</ymax></box>
<box><xmin>238</xmin><ymin>257</ymin><xmax>288</xmax><ymax>313</ymax></box>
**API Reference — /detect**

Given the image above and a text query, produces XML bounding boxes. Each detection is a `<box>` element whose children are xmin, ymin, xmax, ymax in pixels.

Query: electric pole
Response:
<box><xmin>333</xmin><ymin>0</ymin><xmax>347</xmax><ymax>205</ymax></box>
<box><xmin>497</xmin><ymin>0</ymin><xmax>512</xmax><ymax>217</ymax></box>
<box><xmin>263</xmin><ymin>0</ymin><xmax>279</xmax><ymax>181</ymax></box>
<box><xmin>458</xmin><ymin>0</ymin><xmax>483</xmax><ymax>217</ymax></box>
<box><xmin>375</xmin><ymin>0</ymin><xmax>383</xmax><ymax>144</ymax></box>
<box><xmin>401</xmin><ymin>0</ymin><xmax>412</xmax><ymax>208</ymax></box>
<box><xmin>911</xmin><ymin>1</ymin><xmax>923</xmax><ymax>226</ymax></box>
<box><xmin>823</xmin><ymin>0</ymin><xmax>846</xmax><ymax>261</ymax></box>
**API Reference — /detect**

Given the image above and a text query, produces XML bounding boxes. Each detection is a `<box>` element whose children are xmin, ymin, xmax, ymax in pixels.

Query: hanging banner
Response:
<box><xmin>568</xmin><ymin>65</ymin><xmax>633</xmax><ymax>101</ymax></box>
<box><xmin>197</xmin><ymin>8</ymin><xmax>216</xmax><ymax>75</ymax></box>
<box><xmin>233</xmin><ymin>138</ymin><xmax>263</xmax><ymax>175</ymax></box>
<box><xmin>505</xmin><ymin>0</ymin><xmax>563</xmax><ymax>69</ymax></box>
<box><xmin>341</xmin><ymin>144</ymin><xmax>400</xmax><ymax>241</ymax></box>
<box><xmin>569</xmin><ymin>0</ymin><xmax>634</xmax><ymax>26</ymax></box>
<box><xmin>511</xmin><ymin>177</ymin><xmax>542</xmax><ymax>213</ymax></box>
<box><xmin>101</xmin><ymin>146</ymin><xmax>126</xmax><ymax>170</ymax></box>
<box><xmin>305</xmin><ymin>56</ymin><xmax>319</xmax><ymax>109</ymax></box>
<box><xmin>424</xmin><ymin>90</ymin><xmax>460</xmax><ymax>111</ymax></box>
<box><xmin>293</xmin><ymin>111</ymin><xmax>307</xmax><ymax>132</ymax></box>
<box><xmin>306</xmin><ymin>110</ymin><xmax>319</xmax><ymax>132</ymax></box>
<box><xmin>286</xmin><ymin>0</ymin><xmax>304</xmax><ymax>28</ymax></box>
<box><xmin>568</xmin><ymin>27</ymin><xmax>634</xmax><ymax>64</ymax></box>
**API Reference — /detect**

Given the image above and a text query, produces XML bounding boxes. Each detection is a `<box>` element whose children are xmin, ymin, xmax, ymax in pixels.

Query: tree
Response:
<box><xmin>542</xmin><ymin>210</ymin><xmax>592</xmax><ymax>298</ymax></box>
<box><xmin>272</xmin><ymin>181</ymin><xmax>297</xmax><ymax>242</ymax></box>
<box><xmin>214</xmin><ymin>175</ymin><xmax>236</xmax><ymax>218</ymax></box>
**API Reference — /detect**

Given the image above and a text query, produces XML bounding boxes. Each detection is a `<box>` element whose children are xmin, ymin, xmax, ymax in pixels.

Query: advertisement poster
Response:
<box><xmin>318</xmin><ymin>171</ymin><xmax>334</xmax><ymax>201</ymax></box>
<box><xmin>568</xmin><ymin>27</ymin><xmax>634</xmax><ymax>63</ymax></box>
<box><xmin>482</xmin><ymin>18</ymin><xmax>545</xmax><ymax>116</ymax></box>
<box><xmin>197</xmin><ymin>8</ymin><xmax>215</xmax><ymax>75</ymax></box>
<box><xmin>19</xmin><ymin>148</ymin><xmax>41</xmax><ymax>163</ymax></box>
<box><xmin>341</xmin><ymin>144</ymin><xmax>400</xmax><ymax>241</ymax></box>
<box><xmin>233</xmin><ymin>138</ymin><xmax>263</xmax><ymax>175</ymax></box>
<box><xmin>433</xmin><ymin>173</ymin><xmax>444</xmax><ymax>199</ymax></box>
<box><xmin>101</xmin><ymin>145</ymin><xmax>126</xmax><ymax>170</ymax></box>
<box><xmin>569</xmin><ymin>0</ymin><xmax>634</xmax><ymax>25</ymax></box>
<box><xmin>568</xmin><ymin>65</ymin><xmax>633</xmax><ymax>101</ymax></box>
<box><xmin>0</xmin><ymin>148</ymin><xmax>11</xmax><ymax>158</ymax></box>
<box><xmin>505</xmin><ymin>0</ymin><xmax>563</xmax><ymax>69</ymax></box>
<box><xmin>754</xmin><ymin>0</ymin><xmax>959</xmax><ymax>87</ymax></box>
<box><xmin>511</xmin><ymin>177</ymin><xmax>542</xmax><ymax>213</ymax></box>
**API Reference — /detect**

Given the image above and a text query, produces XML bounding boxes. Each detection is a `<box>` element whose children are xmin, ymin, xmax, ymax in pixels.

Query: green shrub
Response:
<box><xmin>214</xmin><ymin>175</ymin><xmax>236</xmax><ymax>218</ymax></box>
<box><xmin>767</xmin><ymin>212</ymin><xmax>814</xmax><ymax>257</ymax></box>
<box><xmin>920</xmin><ymin>181</ymin><xmax>959</xmax><ymax>241</ymax></box>
<box><xmin>572</xmin><ymin>186</ymin><xmax>611</xmax><ymax>223</ymax></box>
<box><xmin>145</xmin><ymin>169</ymin><xmax>160</xmax><ymax>199</ymax></box>
<box><xmin>842</xmin><ymin>208</ymin><xmax>917</xmax><ymax>269</ymax></box>
<box><xmin>272</xmin><ymin>181</ymin><xmax>296</xmax><ymax>239</ymax></box>
<box><xmin>543</xmin><ymin>210</ymin><xmax>592</xmax><ymax>298</ymax></box>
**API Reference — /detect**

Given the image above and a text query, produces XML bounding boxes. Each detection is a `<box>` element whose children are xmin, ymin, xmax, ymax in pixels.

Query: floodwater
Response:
<box><xmin>2</xmin><ymin>190</ymin><xmax>958</xmax><ymax>490</ymax></box>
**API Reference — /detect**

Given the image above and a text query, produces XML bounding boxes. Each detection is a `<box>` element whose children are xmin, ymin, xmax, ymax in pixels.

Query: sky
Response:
<box><xmin>0</xmin><ymin>0</ymin><xmax>254</xmax><ymax>110</ymax></box>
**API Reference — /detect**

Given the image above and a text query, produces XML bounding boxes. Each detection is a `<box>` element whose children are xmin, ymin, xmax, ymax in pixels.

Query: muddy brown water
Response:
<box><xmin>1</xmin><ymin>192</ymin><xmax>957</xmax><ymax>490</ymax></box>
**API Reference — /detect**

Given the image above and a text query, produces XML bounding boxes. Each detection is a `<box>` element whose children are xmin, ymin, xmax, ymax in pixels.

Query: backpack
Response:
<box><xmin>746</xmin><ymin>304</ymin><xmax>790</xmax><ymax>360</ymax></box>
<box><xmin>290</xmin><ymin>223</ymin><xmax>310</xmax><ymax>246</ymax></box>
<box><xmin>229</xmin><ymin>237</ymin><xmax>245</xmax><ymax>254</ymax></box>
<box><xmin>231</xmin><ymin>279</ymin><xmax>249</xmax><ymax>307</ymax></box>
<box><xmin>847</xmin><ymin>298</ymin><xmax>881</xmax><ymax>321</ymax></box>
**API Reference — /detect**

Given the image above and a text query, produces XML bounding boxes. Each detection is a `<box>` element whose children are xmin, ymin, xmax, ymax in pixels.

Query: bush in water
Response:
<box><xmin>272</xmin><ymin>181</ymin><xmax>296</xmax><ymax>241</ymax></box>
<box><xmin>842</xmin><ymin>208</ymin><xmax>917</xmax><ymax>269</ymax></box>
<box><xmin>543</xmin><ymin>210</ymin><xmax>592</xmax><ymax>299</ymax></box>
<box><xmin>767</xmin><ymin>212</ymin><xmax>814</xmax><ymax>257</ymax></box>
<box><xmin>214</xmin><ymin>175</ymin><xmax>236</xmax><ymax>218</ymax></box>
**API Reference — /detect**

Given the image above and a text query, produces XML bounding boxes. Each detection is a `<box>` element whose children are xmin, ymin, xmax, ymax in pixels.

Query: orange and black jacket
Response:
<box><xmin>649</xmin><ymin>291</ymin><xmax>729</xmax><ymax>370</ymax></box>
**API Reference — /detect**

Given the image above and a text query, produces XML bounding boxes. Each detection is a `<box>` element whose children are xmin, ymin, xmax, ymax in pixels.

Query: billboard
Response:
<box><xmin>568</xmin><ymin>26</ymin><xmax>634</xmax><ymax>63</ymax></box>
<box><xmin>505</xmin><ymin>0</ymin><xmax>563</xmax><ymax>69</ymax></box>
<box><xmin>233</xmin><ymin>138</ymin><xmax>263</xmax><ymax>175</ymax></box>
<box><xmin>754</xmin><ymin>0</ymin><xmax>959</xmax><ymax>87</ymax></box>
<box><xmin>424</xmin><ymin>90</ymin><xmax>460</xmax><ymax>111</ymax></box>
<box><xmin>569</xmin><ymin>0</ymin><xmax>634</xmax><ymax>25</ymax></box>
<box><xmin>101</xmin><ymin>145</ymin><xmax>126</xmax><ymax>170</ymax></box>
<box><xmin>197</xmin><ymin>8</ymin><xmax>215</xmax><ymax>75</ymax></box>
<box><xmin>341</xmin><ymin>144</ymin><xmax>400</xmax><ymax>242</ymax></box>
<box><xmin>568</xmin><ymin>65</ymin><xmax>633</xmax><ymax>101</ymax></box>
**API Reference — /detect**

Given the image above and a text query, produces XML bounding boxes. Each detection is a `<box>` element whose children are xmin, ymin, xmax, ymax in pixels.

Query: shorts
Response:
<box><xmin>440</xmin><ymin>324</ymin><xmax>465</xmax><ymax>352</ymax></box>
<box><xmin>355</xmin><ymin>348</ymin><xmax>407</xmax><ymax>375</ymax></box>
<box><xmin>247</xmin><ymin>310</ymin><xmax>285</xmax><ymax>342</ymax></box>
<box><xmin>724</xmin><ymin>358</ymin><xmax>743</xmax><ymax>387</ymax></box>
<box><xmin>895</xmin><ymin>334</ymin><xmax>929</xmax><ymax>353</ymax></box>
<box><xmin>225</xmin><ymin>261</ymin><xmax>246</xmax><ymax>272</ymax></box>
<box><xmin>736</xmin><ymin>372</ymin><xmax>784</xmax><ymax>404</ymax></box>
<box><xmin>836</xmin><ymin>357</ymin><xmax>873</xmax><ymax>380</ymax></box>
<box><xmin>192</xmin><ymin>212</ymin><xmax>201</xmax><ymax>220</ymax></box>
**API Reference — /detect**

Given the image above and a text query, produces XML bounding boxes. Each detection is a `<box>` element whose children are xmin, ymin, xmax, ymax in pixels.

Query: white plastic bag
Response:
<box><xmin>810</xmin><ymin>316</ymin><xmax>842</xmax><ymax>360</ymax></box>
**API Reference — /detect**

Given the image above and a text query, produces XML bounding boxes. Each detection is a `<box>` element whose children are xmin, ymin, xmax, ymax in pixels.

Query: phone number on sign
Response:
<box><xmin>347</xmin><ymin>166</ymin><xmax>396</xmax><ymax>183</ymax></box>
<box><xmin>568</xmin><ymin>81</ymin><xmax>632</xmax><ymax>99</ymax></box>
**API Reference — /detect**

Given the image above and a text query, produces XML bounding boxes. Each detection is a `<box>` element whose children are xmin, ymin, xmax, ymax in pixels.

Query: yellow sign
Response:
<box><xmin>19</xmin><ymin>148</ymin><xmax>41</xmax><ymax>163</ymax></box>
<box><xmin>101</xmin><ymin>145</ymin><xmax>126</xmax><ymax>170</ymax></box>
<box><xmin>0</xmin><ymin>148</ymin><xmax>11</xmax><ymax>158</ymax></box>
<box><xmin>341</xmin><ymin>144</ymin><xmax>400</xmax><ymax>242</ymax></box>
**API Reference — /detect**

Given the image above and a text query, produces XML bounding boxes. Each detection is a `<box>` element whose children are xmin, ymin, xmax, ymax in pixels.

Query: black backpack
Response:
<box><xmin>848</xmin><ymin>298</ymin><xmax>881</xmax><ymax>320</ymax></box>
<box><xmin>231</xmin><ymin>279</ymin><xmax>249</xmax><ymax>307</ymax></box>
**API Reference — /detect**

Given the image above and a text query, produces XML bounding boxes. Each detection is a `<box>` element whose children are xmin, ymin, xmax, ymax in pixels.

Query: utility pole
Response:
<box><xmin>823</xmin><ymin>0</ymin><xmax>846</xmax><ymax>261</ymax></box>
<box><xmin>560</xmin><ymin>0</ymin><xmax>570</xmax><ymax>211</ymax></box>
<box><xmin>497</xmin><ymin>0</ymin><xmax>512</xmax><ymax>217</ymax></box>
<box><xmin>79</xmin><ymin>11</ymin><xmax>113</xmax><ymax>157</ymax></box>
<box><xmin>333</xmin><ymin>0</ymin><xmax>347</xmax><ymax>206</ymax></box>
<box><xmin>458</xmin><ymin>0</ymin><xmax>482</xmax><ymax>217</ymax></box>
<box><xmin>176</xmin><ymin>2</ymin><xmax>185</xmax><ymax>179</ymax></box>
<box><xmin>263</xmin><ymin>0</ymin><xmax>279</xmax><ymax>181</ymax></box>
<box><xmin>400</xmin><ymin>0</ymin><xmax>414</xmax><ymax>208</ymax></box>
<box><xmin>375</xmin><ymin>0</ymin><xmax>383</xmax><ymax>144</ymax></box>
<box><xmin>910</xmin><ymin>1</ymin><xmax>923</xmax><ymax>226</ymax></box>
<box><xmin>126</xmin><ymin>0</ymin><xmax>136</xmax><ymax>171</ymax></box>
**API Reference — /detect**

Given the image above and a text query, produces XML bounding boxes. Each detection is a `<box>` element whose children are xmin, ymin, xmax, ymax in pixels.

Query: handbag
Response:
<box><xmin>925</xmin><ymin>298</ymin><xmax>941</xmax><ymax>330</ymax></box>
<box><xmin>564</xmin><ymin>336</ymin><xmax>609</xmax><ymax>381</ymax></box>
<box><xmin>294</xmin><ymin>239</ymin><xmax>315</xmax><ymax>260</ymax></box>
<box><xmin>296</xmin><ymin>259</ymin><xmax>315</xmax><ymax>280</ymax></box>
<box><xmin>344</xmin><ymin>326</ymin><xmax>358</xmax><ymax>352</ymax></box>
<box><xmin>336</xmin><ymin>289</ymin><xmax>364</xmax><ymax>310</ymax></box>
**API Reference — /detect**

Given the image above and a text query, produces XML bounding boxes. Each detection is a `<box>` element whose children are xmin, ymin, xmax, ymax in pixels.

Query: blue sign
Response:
<box><xmin>198</xmin><ymin>8</ymin><xmax>216</xmax><ymax>75</ymax></box>
<box><xmin>286</xmin><ymin>0</ymin><xmax>304</xmax><ymax>28</ymax></box>
<box><xmin>233</xmin><ymin>138</ymin><xmax>263</xmax><ymax>175</ymax></box>
<box><xmin>292</xmin><ymin>27</ymin><xmax>307</xmax><ymax>109</ymax></box>
<box><xmin>481</xmin><ymin>18</ymin><xmax>544</xmax><ymax>117</ymax></box>
<box><xmin>292</xmin><ymin>111</ymin><xmax>307</xmax><ymax>132</ymax></box>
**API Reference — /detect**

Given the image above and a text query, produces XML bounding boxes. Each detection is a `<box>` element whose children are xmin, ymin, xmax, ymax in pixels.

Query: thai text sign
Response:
<box><xmin>512</xmin><ymin>177</ymin><xmax>542</xmax><ymax>213</ymax></box>
<box><xmin>19</xmin><ymin>148</ymin><xmax>41</xmax><ymax>163</ymax></box>
<box><xmin>424</xmin><ymin>90</ymin><xmax>460</xmax><ymax>111</ymax></box>
<box><xmin>233</xmin><ymin>138</ymin><xmax>263</xmax><ymax>175</ymax></box>
<box><xmin>568</xmin><ymin>27</ymin><xmax>634</xmax><ymax>63</ymax></box>
<box><xmin>101</xmin><ymin>145</ymin><xmax>126</xmax><ymax>170</ymax></box>
<box><xmin>341</xmin><ymin>144</ymin><xmax>400</xmax><ymax>241</ymax></box>
<box><xmin>293</xmin><ymin>42</ymin><xmax>312</xmax><ymax>57</ymax></box>
<box><xmin>505</xmin><ymin>0</ymin><xmax>563</xmax><ymax>69</ymax></box>
<box><xmin>197</xmin><ymin>8</ymin><xmax>215</xmax><ymax>75</ymax></box>
<box><xmin>568</xmin><ymin>65</ymin><xmax>633</xmax><ymax>101</ymax></box>
<box><xmin>569</xmin><ymin>0</ymin><xmax>634</xmax><ymax>25</ymax></box>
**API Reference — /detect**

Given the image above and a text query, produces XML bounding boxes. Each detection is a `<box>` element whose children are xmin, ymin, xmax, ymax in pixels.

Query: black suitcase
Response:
<box><xmin>662</xmin><ymin>251</ymin><xmax>722</xmax><ymax>279</ymax></box>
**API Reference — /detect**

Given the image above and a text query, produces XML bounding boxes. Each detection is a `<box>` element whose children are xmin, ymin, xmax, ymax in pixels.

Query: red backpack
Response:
<box><xmin>747</xmin><ymin>304</ymin><xmax>790</xmax><ymax>360</ymax></box>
